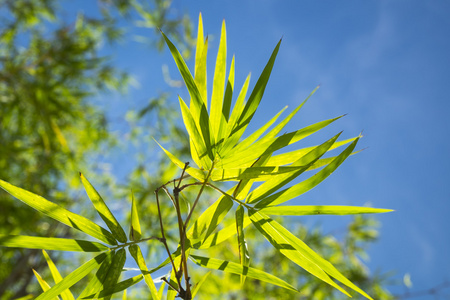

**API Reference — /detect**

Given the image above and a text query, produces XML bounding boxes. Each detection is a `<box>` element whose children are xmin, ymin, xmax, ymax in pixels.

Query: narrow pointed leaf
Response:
<box><xmin>157</xmin><ymin>280</ymin><xmax>166</xmax><ymax>298</ymax></box>
<box><xmin>266</xmin><ymin>136</ymin><xmax>358</xmax><ymax>166</ymax></box>
<box><xmin>129</xmin><ymin>190</ymin><xmax>142</xmax><ymax>241</ymax></box>
<box><xmin>161</xmin><ymin>30</ymin><xmax>213</xmax><ymax>158</ymax></box>
<box><xmin>220</xmin><ymin>116</ymin><xmax>343</xmax><ymax>169</ymax></box>
<box><xmin>202</xmin><ymin>194</ymin><xmax>233</xmax><ymax>242</ymax></box>
<box><xmin>259</xmin><ymin>205</ymin><xmax>394</xmax><ymax>215</ymax></box>
<box><xmin>211</xmin><ymin>165</ymin><xmax>314</xmax><ymax>182</ymax></box>
<box><xmin>255</xmin><ymin>138</ymin><xmax>359</xmax><ymax>208</ymax></box>
<box><xmin>191</xmin><ymin>271</ymin><xmax>211</xmax><ymax>298</ymax></box>
<box><xmin>80</xmin><ymin>173</ymin><xmax>127</xmax><ymax>243</ymax></box>
<box><xmin>35</xmin><ymin>252</ymin><xmax>110</xmax><ymax>300</ymax></box>
<box><xmin>179</xmin><ymin>96</ymin><xmax>211</xmax><ymax>168</ymax></box>
<box><xmin>222</xmin><ymin>55</ymin><xmax>235</xmax><ymax>121</ymax></box>
<box><xmin>129</xmin><ymin>245</ymin><xmax>160</xmax><ymax>300</ymax></box>
<box><xmin>0</xmin><ymin>235</ymin><xmax>109</xmax><ymax>252</ymax></box>
<box><xmin>101</xmin><ymin>248</ymin><xmax>126</xmax><ymax>300</ymax></box>
<box><xmin>33</xmin><ymin>269</ymin><xmax>59</xmax><ymax>300</ymax></box>
<box><xmin>77</xmin><ymin>251</ymin><xmax>114</xmax><ymax>299</ymax></box>
<box><xmin>249</xmin><ymin>209</ymin><xmax>373</xmax><ymax>299</ymax></box>
<box><xmin>190</xmin><ymin>255</ymin><xmax>298</xmax><ymax>292</ymax></box>
<box><xmin>210</xmin><ymin>20</ymin><xmax>227</xmax><ymax>141</ymax></box>
<box><xmin>0</xmin><ymin>179</ymin><xmax>117</xmax><ymax>245</ymax></box>
<box><xmin>247</xmin><ymin>132</ymin><xmax>341</xmax><ymax>204</ymax></box>
<box><xmin>194</xmin><ymin>13</ymin><xmax>207</xmax><ymax>104</ymax></box>
<box><xmin>42</xmin><ymin>250</ymin><xmax>75</xmax><ymax>300</ymax></box>
<box><xmin>236</xmin><ymin>205</ymin><xmax>250</xmax><ymax>285</ymax></box>
<box><xmin>154</xmin><ymin>139</ymin><xmax>205</xmax><ymax>181</ymax></box>
<box><xmin>195</xmin><ymin>216</ymin><xmax>252</xmax><ymax>250</ymax></box>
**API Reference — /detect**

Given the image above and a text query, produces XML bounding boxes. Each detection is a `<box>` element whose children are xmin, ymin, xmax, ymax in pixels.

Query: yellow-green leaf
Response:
<box><xmin>129</xmin><ymin>245</ymin><xmax>160</xmax><ymax>300</ymax></box>
<box><xmin>0</xmin><ymin>235</ymin><xmax>109</xmax><ymax>252</ymax></box>
<box><xmin>129</xmin><ymin>190</ymin><xmax>142</xmax><ymax>241</ymax></box>
<box><xmin>0</xmin><ymin>179</ymin><xmax>117</xmax><ymax>245</ymax></box>
<box><xmin>259</xmin><ymin>205</ymin><xmax>393</xmax><ymax>216</ymax></box>
<box><xmin>80</xmin><ymin>173</ymin><xmax>127</xmax><ymax>243</ymax></box>
<box><xmin>42</xmin><ymin>250</ymin><xmax>75</xmax><ymax>300</ymax></box>
<box><xmin>236</xmin><ymin>205</ymin><xmax>250</xmax><ymax>285</ymax></box>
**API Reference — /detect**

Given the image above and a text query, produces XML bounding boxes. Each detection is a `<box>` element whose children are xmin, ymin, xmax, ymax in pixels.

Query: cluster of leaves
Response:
<box><xmin>0</xmin><ymin>13</ymin><xmax>392</xmax><ymax>299</ymax></box>
<box><xmin>0</xmin><ymin>0</ymin><xmax>192</xmax><ymax>298</ymax></box>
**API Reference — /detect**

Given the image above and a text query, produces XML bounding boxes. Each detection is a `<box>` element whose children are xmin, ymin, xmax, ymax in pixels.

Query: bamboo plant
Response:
<box><xmin>0</xmin><ymin>13</ymin><xmax>391</xmax><ymax>300</ymax></box>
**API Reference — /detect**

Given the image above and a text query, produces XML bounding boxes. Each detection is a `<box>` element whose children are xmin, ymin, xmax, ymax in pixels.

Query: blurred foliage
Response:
<box><xmin>0</xmin><ymin>0</ymin><xmax>192</xmax><ymax>298</ymax></box>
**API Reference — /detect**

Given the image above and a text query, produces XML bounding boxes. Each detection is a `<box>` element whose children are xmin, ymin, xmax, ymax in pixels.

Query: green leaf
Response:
<box><xmin>160</xmin><ymin>30</ymin><xmax>214</xmax><ymax>160</ymax></box>
<box><xmin>255</xmin><ymin>137</ymin><xmax>359</xmax><ymax>208</ymax></box>
<box><xmin>101</xmin><ymin>248</ymin><xmax>127</xmax><ymax>300</ymax></box>
<box><xmin>202</xmin><ymin>194</ymin><xmax>233</xmax><ymax>242</ymax></box>
<box><xmin>194</xmin><ymin>215</ymin><xmax>252</xmax><ymax>250</ymax></box>
<box><xmin>129</xmin><ymin>245</ymin><xmax>160</xmax><ymax>300</ymax></box>
<box><xmin>0</xmin><ymin>235</ymin><xmax>109</xmax><ymax>252</ymax></box>
<box><xmin>179</xmin><ymin>96</ymin><xmax>211</xmax><ymax>169</ymax></box>
<box><xmin>220</xmin><ymin>116</ymin><xmax>343</xmax><ymax>169</ymax></box>
<box><xmin>236</xmin><ymin>205</ymin><xmax>250</xmax><ymax>285</ymax></box>
<box><xmin>33</xmin><ymin>269</ymin><xmax>59</xmax><ymax>300</ymax></box>
<box><xmin>210</xmin><ymin>20</ymin><xmax>227</xmax><ymax>142</ymax></box>
<box><xmin>77</xmin><ymin>251</ymin><xmax>114</xmax><ymax>299</ymax></box>
<box><xmin>154</xmin><ymin>139</ymin><xmax>205</xmax><ymax>181</ymax></box>
<box><xmin>194</xmin><ymin>13</ymin><xmax>208</xmax><ymax>104</ymax></box>
<box><xmin>231</xmin><ymin>40</ymin><xmax>282</xmax><ymax>145</ymax></box>
<box><xmin>80</xmin><ymin>173</ymin><xmax>127</xmax><ymax>243</ymax></box>
<box><xmin>0</xmin><ymin>179</ymin><xmax>117</xmax><ymax>245</ymax></box>
<box><xmin>246</xmin><ymin>132</ymin><xmax>341</xmax><ymax>204</ymax></box>
<box><xmin>259</xmin><ymin>205</ymin><xmax>393</xmax><ymax>216</ymax></box>
<box><xmin>190</xmin><ymin>254</ymin><xmax>298</xmax><ymax>292</ymax></box>
<box><xmin>249</xmin><ymin>209</ymin><xmax>373</xmax><ymax>299</ymax></box>
<box><xmin>191</xmin><ymin>271</ymin><xmax>211</xmax><ymax>298</ymax></box>
<box><xmin>42</xmin><ymin>250</ymin><xmax>75</xmax><ymax>300</ymax></box>
<box><xmin>211</xmin><ymin>165</ymin><xmax>314</xmax><ymax>182</ymax></box>
<box><xmin>35</xmin><ymin>252</ymin><xmax>110</xmax><ymax>300</ymax></box>
<box><xmin>222</xmin><ymin>55</ymin><xmax>235</xmax><ymax>121</ymax></box>
<box><xmin>129</xmin><ymin>190</ymin><xmax>142</xmax><ymax>241</ymax></box>
<box><xmin>266</xmin><ymin>136</ymin><xmax>358</xmax><ymax>166</ymax></box>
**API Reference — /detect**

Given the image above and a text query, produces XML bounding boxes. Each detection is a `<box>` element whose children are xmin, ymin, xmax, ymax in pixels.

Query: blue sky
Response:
<box><xmin>97</xmin><ymin>0</ymin><xmax>450</xmax><ymax>297</ymax></box>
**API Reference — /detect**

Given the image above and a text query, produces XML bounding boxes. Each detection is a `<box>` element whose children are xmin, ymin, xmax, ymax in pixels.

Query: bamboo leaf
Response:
<box><xmin>249</xmin><ymin>209</ymin><xmax>373</xmax><ymax>299</ymax></box>
<box><xmin>80</xmin><ymin>173</ymin><xmax>127</xmax><ymax>243</ymax></box>
<box><xmin>255</xmin><ymin>137</ymin><xmax>359</xmax><ymax>208</ymax></box>
<box><xmin>210</xmin><ymin>20</ymin><xmax>227</xmax><ymax>141</ymax></box>
<box><xmin>202</xmin><ymin>194</ymin><xmax>233</xmax><ymax>242</ymax></box>
<box><xmin>194</xmin><ymin>216</ymin><xmax>252</xmax><ymax>250</ymax></box>
<box><xmin>81</xmin><ymin>275</ymin><xmax>143</xmax><ymax>299</ymax></box>
<box><xmin>0</xmin><ymin>179</ymin><xmax>117</xmax><ymax>245</ymax></box>
<box><xmin>259</xmin><ymin>205</ymin><xmax>393</xmax><ymax>216</ymax></box>
<box><xmin>129</xmin><ymin>190</ymin><xmax>142</xmax><ymax>241</ymax></box>
<box><xmin>194</xmin><ymin>13</ymin><xmax>207</xmax><ymax>104</ymax></box>
<box><xmin>222</xmin><ymin>55</ymin><xmax>235</xmax><ymax>121</ymax></box>
<box><xmin>246</xmin><ymin>132</ymin><xmax>341</xmax><ymax>204</ymax></box>
<box><xmin>179</xmin><ymin>96</ymin><xmax>211</xmax><ymax>168</ymax></box>
<box><xmin>154</xmin><ymin>139</ymin><xmax>205</xmax><ymax>181</ymax></box>
<box><xmin>42</xmin><ymin>250</ymin><xmax>75</xmax><ymax>300</ymax></box>
<box><xmin>190</xmin><ymin>254</ymin><xmax>298</xmax><ymax>292</ymax></box>
<box><xmin>211</xmin><ymin>165</ymin><xmax>313</xmax><ymax>182</ymax></box>
<box><xmin>33</xmin><ymin>269</ymin><xmax>59</xmax><ymax>300</ymax></box>
<box><xmin>35</xmin><ymin>252</ymin><xmax>110</xmax><ymax>300</ymax></box>
<box><xmin>129</xmin><ymin>245</ymin><xmax>160</xmax><ymax>300</ymax></box>
<box><xmin>266</xmin><ymin>136</ymin><xmax>358</xmax><ymax>166</ymax></box>
<box><xmin>160</xmin><ymin>30</ymin><xmax>214</xmax><ymax>159</ymax></box>
<box><xmin>101</xmin><ymin>248</ymin><xmax>126</xmax><ymax>300</ymax></box>
<box><xmin>236</xmin><ymin>205</ymin><xmax>250</xmax><ymax>285</ymax></box>
<box><xmin>0</xmin><ymin>235</ymin><xmax>109</xmax><ymax>252</ymax></box>
<box><xmin>191</xmin><ymin>271</ymin><xmax>211</xmax><ymax>298</ymax></box>
<box><xmin>157</xmin><ymin>280</ymin><xmax>166</xmax><ymax>298</ymax></box>
<box><xmin>220</xmin><ymin>116</ymin><xmax>343</xmax><ymax>169</ymax></box>
<box><xmin>77</xmin><ymin>251</ymin><xmax>114</xmax><ymax>299</ymax></box>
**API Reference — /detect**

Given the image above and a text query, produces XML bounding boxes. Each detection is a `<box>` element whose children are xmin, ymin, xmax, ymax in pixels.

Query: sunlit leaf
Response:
<box><xmin>42</xmin><ymin>250</ymin><xmax>75</xmax><ymax>300</ymax></box>
<box><xmin>194</xmin><ymin>13</ymin><xmax>207</xmax><ymax>104</ymax></box>
<box><xmin>101</xmin><ymin>248</ymin><xmax>126</xmax><ymax>300</ymax></box>
<box><xmin>35</xmin><ymin>252</ymin><xmax>110</xmax><ymax>300</ymax></box>
<box><xmin>0</xmin><ymin>235</ymin><xmax>109</xmax><ymax>252</ymax></box>
<box><xmin>129</xmin><ymin>245</ymin><xmax>160</xmax><ymax>300</ymax></box>
<box><xmin>77</xmin><ymin>251</ymin><xmax>114</xmax><ymax>299</ymax></box>
<box><xmin>211</xmin><ymin>165</ymin><xmax>315</xmax><ymax>182</ymax></box>
<box><xmin>80</xmin><ymin>173</ymin><xmax>127</xmax><ymax>243</ymax></box>
<box><xmin>210</xmin><ymin>20</ymin><xmax>227</xmax><ymax>142</ymax></box>
<box><xmin>259</xmin><ymin>205</ymin><xmax>393</xmax><ymax>216</ymax></box>
<box><xmin>236</xmin><ymin>205</ymin><xmax>250</xmax><ymax>285</ymax></box>
<box><xmin>202</xmin><ymin>194</ymin><xmax>233</xmax><ymax>242</ymax></box>
<box><xmin>129</xmin><ymin>190</ymin><xmax>142</xmax><ymax>241</ymax></box>
<box><xmin>255</xmin><ymin>137</ymin><xmax>359</xmax><ymax>208</ymax></box>
<box><xmin>82</xmin><ymin>275</ymin><xmax>142</xmax><ymax>299</ymax></box>
<box><xmin>191</xmin><ymin>271</ymin><xmax>211</xmax><ymax>298</ymax></box>
<box><xmin>190</xmin><ymin>254</ymin><xmax>298</xmax><ymax>292</ymax></box>
<box><xmin>0</xmin><ymin>179</ymin><xmax>117</xmax><ymax>245</ymax></box>
<box><xmin>249</xmin><ymin>209</ymin><xmax>373</xmax><ymax>299</ymax></box>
